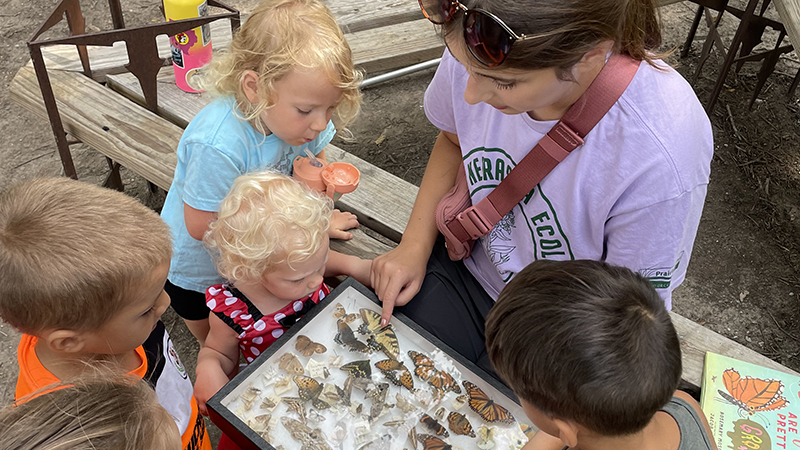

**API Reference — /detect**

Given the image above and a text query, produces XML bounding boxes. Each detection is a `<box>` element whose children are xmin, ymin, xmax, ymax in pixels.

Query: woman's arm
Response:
<box><xmin>371</xmin><ymin>130</ymin><xmax>463</xmax><ymax>325</ymax></box>
<box><xmin>194</xmin><ymin>314</ymin><xmax>240</xmax><ymax>415</ymax></box>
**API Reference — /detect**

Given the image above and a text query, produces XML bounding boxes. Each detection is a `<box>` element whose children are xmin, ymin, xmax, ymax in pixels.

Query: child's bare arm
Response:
<box><xmin>326</xmin><ymin>251</ymin><xmax>372</xmax><ymax>287</ymax></box>
<box><xmin>194</xmin><ymin>314</ymin><xmax>240</xmax><ymax>415</ymax></box>
<box><xmin>329</xmin><ymin>209</ymin><xmax>359</xmax><ymax>240</ymax></box>
<box><xmin>184</xmin><ymin>203</ymin><xmax>217</xmax><ymax>241</ymax></box>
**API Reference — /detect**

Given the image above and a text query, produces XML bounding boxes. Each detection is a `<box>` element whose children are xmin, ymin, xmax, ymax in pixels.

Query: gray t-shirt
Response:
<box><xmin>424</xmin><ymin>50</ymin><xmax>713</xmax><ymax>308</ymax></box>
<box><xmin>663</xmin><ymin>396</ymin><xmax>715</xmax><ymax>450</ymax></box>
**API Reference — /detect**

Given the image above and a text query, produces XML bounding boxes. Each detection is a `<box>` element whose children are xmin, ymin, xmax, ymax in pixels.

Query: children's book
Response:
<box><xmin>701</xmin><ymin>351</ymin><xmax>799</xmax><ymax>450</ymax></box>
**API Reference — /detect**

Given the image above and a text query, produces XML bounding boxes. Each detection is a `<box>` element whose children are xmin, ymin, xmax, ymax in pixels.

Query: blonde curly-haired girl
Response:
<box><xmin>160</xmin><ymin>0</ymin><xmax>362</xmax><ymax>346</ymax></box>
<box><xmin>193</xmin><ymin>171</ymin><xmax>371</xmax><ymax>427</ymax></box>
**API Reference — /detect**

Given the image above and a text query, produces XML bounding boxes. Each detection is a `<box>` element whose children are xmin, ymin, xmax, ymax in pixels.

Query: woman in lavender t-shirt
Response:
<box><xmin>370</xmin><ymin>0</ymin><xmax>713</xmax><ymax>376</ymax></box>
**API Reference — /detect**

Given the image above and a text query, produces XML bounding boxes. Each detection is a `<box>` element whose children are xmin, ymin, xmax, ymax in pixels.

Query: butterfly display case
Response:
<box><xmin>208</xmin><ymin>278</ymin><xmax>536</xmax><ymax>450</ymax></box>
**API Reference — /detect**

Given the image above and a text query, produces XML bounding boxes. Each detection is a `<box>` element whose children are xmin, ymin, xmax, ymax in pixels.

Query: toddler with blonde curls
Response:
<box><xmin>194</xmin><ymin>171</ymin><xmax>371</xmax><ymax>423</ymax></box>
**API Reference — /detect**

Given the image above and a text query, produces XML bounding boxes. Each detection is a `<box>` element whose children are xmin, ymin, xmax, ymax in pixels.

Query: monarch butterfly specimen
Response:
<box><xmin>417</xmin><ymin>433</ymin><xmax>453</xmax><ymax>450</ymax></box>
<box><xmin>292</xmin><ymin>375</ymin><xmax>331</xmax><ymax>410</ymax></box>
<box><xmin>359</xmin><ymin>308</ymin><xmax>400</xmax><ymax>359</ymax></box>
<box><xmin>718</xmin><ymin>367</ymin><xmax>789</xmax><ymax>415</ymax></box>
<box><xmin>375</xmin><ymin>358</ymin><xmax>415</xmax><ymax>390</ymax></box>
<box><xmin>295</xmin><ymin>335</ymin><xmax>327</xmax><ymax>357</ymax></box>
<box><xmin>408</xmin><ymin>350</ymin><xmax>461</xmax><ymax>393</ymax></box>
<box><xmin>462</xmin><ymin>380</ymin><xmax>516</xmax><ymax>425</ymax></box>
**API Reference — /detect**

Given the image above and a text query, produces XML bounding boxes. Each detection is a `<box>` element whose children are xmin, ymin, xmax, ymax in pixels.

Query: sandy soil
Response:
<box><xmin>0</xmin><ymin>0</ymin><xmax>798</xmax><ymax>439</ymax></box>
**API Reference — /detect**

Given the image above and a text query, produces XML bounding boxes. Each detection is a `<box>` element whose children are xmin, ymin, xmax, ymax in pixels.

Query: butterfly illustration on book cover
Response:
<box><xmin>717</xmin><ymin>367</ymin><xmax>789</xmax><ymax>416</ymax></box>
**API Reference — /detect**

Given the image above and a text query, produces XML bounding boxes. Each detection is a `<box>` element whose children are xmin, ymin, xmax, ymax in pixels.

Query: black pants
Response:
<box><xmin>396</xmin><ymin>236</ymin><xmax>500</xmax><ymax>382</ymax></box>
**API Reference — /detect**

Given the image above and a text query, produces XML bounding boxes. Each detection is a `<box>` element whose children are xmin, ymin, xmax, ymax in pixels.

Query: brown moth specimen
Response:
<box><xmin>295</xmin><ymin>335</ymin><xmax>327</xmax><ymax>357</ymax></box>
<box><xmin>278</xmin><ymin>352</ymin><xmax>304</xmax><ymax>375</ymax></box>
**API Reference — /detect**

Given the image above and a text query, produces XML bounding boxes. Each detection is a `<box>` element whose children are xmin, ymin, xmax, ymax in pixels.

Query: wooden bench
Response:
<box><xmin>9</xmin><ymin>5</ymin><xmax>798</xmax><ymax>393</ymax></box>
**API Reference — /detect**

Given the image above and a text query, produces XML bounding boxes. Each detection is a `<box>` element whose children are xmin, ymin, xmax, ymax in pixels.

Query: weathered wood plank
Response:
<box><xmin>671</xmin><ymin>312</ymin><xmax>799</xmax><ymax>389</ymax></box>
<box><xmin>773</xmin><ymin>0</ymin><xmax>800</xmax><ymax>62</ymax></box>
<box><xmin>30</xmin><ymin>7</ymin><xmax>437</xmax><ymax>81</ymax></box>
<box><xmin>10</xmin><ymin>66</ymin><xmax>180</xmax><ymax>190</ymax></box>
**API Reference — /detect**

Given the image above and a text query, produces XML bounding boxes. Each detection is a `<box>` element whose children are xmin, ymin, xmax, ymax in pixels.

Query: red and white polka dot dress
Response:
<box><xmin>205</xmin><ymin>283</ymin><xmax>329</xmax><ymax>363</ymax></box>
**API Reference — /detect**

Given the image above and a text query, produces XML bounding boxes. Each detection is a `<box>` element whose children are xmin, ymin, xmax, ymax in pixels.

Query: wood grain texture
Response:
<box><xmin>671</xmin><ymin>312</ymin><xmax>799</xmax><ymax>389</ymax></box>
<box><xmin>10</xmin><ymin>66</ymin><xmax>181</xmax><ymax>190</ymax></box>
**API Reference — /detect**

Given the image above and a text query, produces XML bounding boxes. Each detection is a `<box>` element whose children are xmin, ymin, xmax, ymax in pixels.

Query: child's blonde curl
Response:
<box><xmin>200</xmin><ymin>0</ymin><xmax>362</xmax><ymax>134</ymax></box>
<box><xmin>205</xmin><ymin>171</ymin><xmax>332</xmax><ymax>284</ymax></box>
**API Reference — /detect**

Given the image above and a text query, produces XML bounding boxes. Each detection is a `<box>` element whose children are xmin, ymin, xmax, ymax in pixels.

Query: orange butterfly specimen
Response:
<box><xmin>718</xmin><ymin>367</ymin><xmax>789</xmax><ymax>415</ymax></box>
<box><xmin>420</xmin><ymin>414</ymin><xmax>449</xmax><ymax>437</ymax></box>
<box><xmin>292</xmin><ymin>375</ymin><xmax>331</xmax><ymax>410</ymax></box>
<box><xmin>407</xmin><ymin>351</ymin><xmax>460</xmax><ymax>393</ymax></box>
<box><xmin>447</xmin><ymin>411</ymin><xmax>476</xmax><ymax>437</ymax></box>
<box><xmin>416</xmin><ymin>433</ymin><xmax>453</xmax><ymax>450</ymax></box>
<box><xmin>375</xmin><ymin>359</ymin><xmax>414</xmax><ymax>391</ymax></box>
<box><xmin>462</xmin><ymin>380</ymin><xmax>516</xmax><ymax>425</ymax></box>
<box><xmin>295</xmin><ymin>335</ymin><xmax>327</xmax><ymax>357</ymax></box>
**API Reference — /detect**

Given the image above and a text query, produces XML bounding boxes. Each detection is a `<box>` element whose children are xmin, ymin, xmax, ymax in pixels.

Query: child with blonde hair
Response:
<box><xmin>161</xmin><ymin>0</ymin><xmax>363</xmax><ymax>344</ymax></box>
<box><xmin>0</xmin><ymin>376</ymin><xmax>182</xmax><ymax>450</ymax></box>
<box><xmin>194</xmin><ymin>171</ymin><xmax>371</xmax><ymax>422</ymax></box>
<box><xmin>0</xmin><ymin>177</ymin><xmax>211</xmax><ymax>450</ymax></box>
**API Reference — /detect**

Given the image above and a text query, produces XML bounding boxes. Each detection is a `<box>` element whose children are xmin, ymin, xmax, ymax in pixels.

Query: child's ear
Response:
<box><xmin>552</xmin><ymin>418</ymin><xmax>580</xmax><ymax>448</ymax></box>
<box><xmin>44</xmin><ymin>330</ymin><xmax>86</xmax><ymax>354</ymax></box>
<box><xmin>573</xmin><ymin>40</ymin><xmax>615</xmax><ymax>78</ymax></box>
<box><xmin>241</xmin><ymin>70</ymin><xmax>261</xmax><ymax>104</ymax></box>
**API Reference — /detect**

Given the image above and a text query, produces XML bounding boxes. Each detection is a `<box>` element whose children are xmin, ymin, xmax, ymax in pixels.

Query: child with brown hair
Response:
<box><xmin>161</xmin><ymin>0</ymin><xmax>363</xmax><ymax>345</ymax></box>
<box><xmin>0</xmin><ymin>376</ymin><xmax>182</xmax><ymax>450</ymax></box>
<box><xmin>485</xmin><ymin>260</ymin><xmax>717</xmax><ymax>450</ymax></box>
<box><xmin>0</xmin><ymin>177</ymin><xmax>211</xmax><ymax>450</ymax></box>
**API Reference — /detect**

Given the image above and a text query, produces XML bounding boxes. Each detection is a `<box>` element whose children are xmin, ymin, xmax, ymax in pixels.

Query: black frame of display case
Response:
<box><xmin>207</xmin><ymin>277</ymin><xmax>518</xmax><ymax>450</ymax></box>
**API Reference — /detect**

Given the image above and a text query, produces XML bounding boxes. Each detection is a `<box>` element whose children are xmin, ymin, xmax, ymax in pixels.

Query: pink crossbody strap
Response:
<box><xmin>446</xmin><ymin>54</ymin><xmax>641</xmax><ymax>242</ymax></box>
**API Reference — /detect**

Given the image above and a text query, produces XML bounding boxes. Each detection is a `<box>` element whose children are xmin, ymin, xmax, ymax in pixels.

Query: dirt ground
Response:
<box><xmin>0</xmin><ymin>0</ymin><xmax>799</xmax><ymax>434</ymax></box>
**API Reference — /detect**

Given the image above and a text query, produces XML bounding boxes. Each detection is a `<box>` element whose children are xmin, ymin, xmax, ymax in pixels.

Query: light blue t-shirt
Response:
<box><xmin>161</xmin><ymin>96</ymin><xmax>336</xmax><ymax>293</ymax></box>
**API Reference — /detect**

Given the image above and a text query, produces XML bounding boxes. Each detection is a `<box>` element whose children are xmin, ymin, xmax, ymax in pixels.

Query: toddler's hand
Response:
<box><xmin>329</xmin><ymin>209</ymin><xmax>358</xmax><ymax>240</ymax></box>
<box><xmin>194</xmin><ymin>369</ymin><xmax>230</xmax><ymax>416</ymax></box>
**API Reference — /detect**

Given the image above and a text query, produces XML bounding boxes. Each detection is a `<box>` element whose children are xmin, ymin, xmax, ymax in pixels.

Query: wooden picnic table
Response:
<box><xmin>8</xmin><ymin>4</ymin><xmax>798</xmax><ymax>394</ymax></box>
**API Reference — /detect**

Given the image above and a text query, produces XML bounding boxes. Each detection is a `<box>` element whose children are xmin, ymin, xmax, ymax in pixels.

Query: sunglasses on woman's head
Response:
<box><xmin>418</xmin><ymin>0</ymin><xmax>547</xmax><ymax>67</ymax></box>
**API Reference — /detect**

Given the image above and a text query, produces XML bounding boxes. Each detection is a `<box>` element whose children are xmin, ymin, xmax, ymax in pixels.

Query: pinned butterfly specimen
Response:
<box><xmin>281</xmin><ymin>396</ymin><xmax>307</xmax><ymax>424</ymax></box>
<box><xmin>334</xmin><ymin>319</ymin><xmax>372</xmax><ymax>354</ymax></box>
<box><xmin>278</xmin><ymin>352</ymin><xmax>304</xmax><ymax>375</ymax></box>
<box><xmin>293</xmin><ymin>375</ymin><xmax>331</xmax><ymax>410</ymax></box>
<box><xmin>333</xmin><ymin>303</ymin><xmax>358</xmax><ymax>323</ymax></box>
<box><xmin>295</xmin><ymin>335</ymin><xmax>327</xmax><ymax>357</ymax></box>
<box><xmin>420</xmin><ymin>414</ymin><xmax>449</xmax><ymax>437</ymax></box>
<box><xmin>358</xmin><ymin>308</ymin><xmax>400</xmax><ymax>359</ymax></box>
<box><xmin>375</xmin><ymin>359</ymin><xmax>414</xmax><ymax>391</ymax></box>
<box><xmin>447</xmin><ymin>411</ymin><xmax>476</xmax><ymax>437</ymax></box>
<box><xmin>366</xmin><ymin>382</ymin><xmax>391</xmax><ymax>423</ymax></box>
<box><xmin>462</xmin><ymin>381</ymin><xmax>516</xmax><ymax>425</ymax></box>
<box><xmin>718</xmin><ymin>367</ymin><xmax>789</xmax><ymax>415</ymax></box>
<box><xmin>408</xmin><ymin>351</ymin><xmax>460</xmax><ymax>394</ymax></box>
<box><xmin>340</xmin><ymin>360</ymin><xmax>372</xmax><ymax>378</ymax></box>
<box><xmin>416</xmin><ymin>433</ymin><xmax>453</xmax><ymax>450</ymax></box>
<box><xmin>280</xmin><ymin>417</ymin><xmax>332</xmax><ymax>450</ymax></box>
<box><xmin>239</xmin><ymin>386</ymin><xmax>261</xmax><ymax>409</ymax></box>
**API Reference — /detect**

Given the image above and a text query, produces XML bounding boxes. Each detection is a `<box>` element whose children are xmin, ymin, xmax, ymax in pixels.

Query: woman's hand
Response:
<box><xmin>329</xmin><ymin>209</ymin><xmax>359</xmax><ymax>240</ymax></box>
<box><xmin>371</xmin><ymin>240</ymin><xmax>430</xmax><ymax>326</ymax></box>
